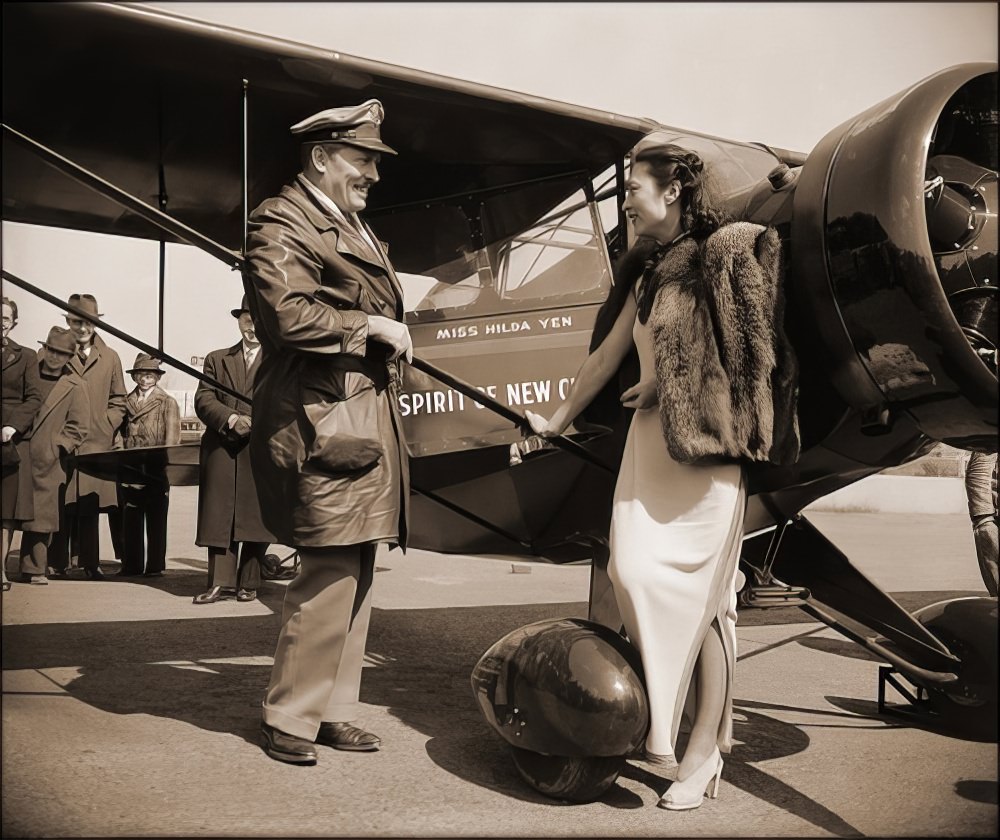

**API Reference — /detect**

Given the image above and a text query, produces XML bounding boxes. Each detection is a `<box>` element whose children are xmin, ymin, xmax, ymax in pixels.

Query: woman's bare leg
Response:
<box><xmin>676</xmin><ymin>624</ymin><xmax>726</xmax><ymax>780</ymax></box>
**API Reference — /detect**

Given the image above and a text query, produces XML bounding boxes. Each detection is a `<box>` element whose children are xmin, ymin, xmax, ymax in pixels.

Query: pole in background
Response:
<box><xmin>242</xmin><ymin>79</ymin><xmax>249</xmax><ymax>256</ymax></box>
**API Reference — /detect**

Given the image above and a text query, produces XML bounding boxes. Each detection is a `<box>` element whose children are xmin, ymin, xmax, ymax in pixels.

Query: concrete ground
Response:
<box><xmin>2</xmin><ymin>489</ymin><xmax>997</xmax><ymax>838</ymax></box>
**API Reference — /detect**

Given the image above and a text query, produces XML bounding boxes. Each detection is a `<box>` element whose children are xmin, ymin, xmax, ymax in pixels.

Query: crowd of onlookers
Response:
<box><xmin>1</xmin><ymin>292</ymin><xmax>274</xmax><ymax>603</ymax></box>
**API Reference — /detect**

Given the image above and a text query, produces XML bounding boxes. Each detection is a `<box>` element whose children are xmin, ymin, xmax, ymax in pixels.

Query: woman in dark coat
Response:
<box><xmin>18</xmin><ymin>327</ymin><xmax>90</xmax><ymax>584</ymax></box>
<box><xmin>1</xmin><ymin>297</ymin><xmax>43</xmax><ymax>591</ymax></box>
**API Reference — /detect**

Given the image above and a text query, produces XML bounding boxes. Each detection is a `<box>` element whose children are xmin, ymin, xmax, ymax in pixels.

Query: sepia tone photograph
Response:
<box><xmin>1</xmin><ymin>2</ymin><xmax>997</xmax><ymax>837</ymax></box>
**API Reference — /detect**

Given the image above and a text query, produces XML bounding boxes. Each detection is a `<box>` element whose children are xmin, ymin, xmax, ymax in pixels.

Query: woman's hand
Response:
<box><xmin>524</xmin><ymin>409</ymin><xmax>557</xmax><ymax>438</ymax></box>
<box><xmin>620</xmin><ymin>380</ymin><xmax>657</xmax><ymax>410</ymax></box>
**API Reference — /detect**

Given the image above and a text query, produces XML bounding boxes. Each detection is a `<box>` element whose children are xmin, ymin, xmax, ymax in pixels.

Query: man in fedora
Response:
<box><xmin>50</xmin><ymin>294</ymin><xmax>127</xmax><ymax>580</ymax></box>
<box><xmin>192</xmin><ymin>296</ymin><xmax>273</xmax><ymax>604</ymax></box>
<box><xmin>245</xmin><ymin>99</ymin><xmax>411</xmax><ymax>764</ymax></box>
<box><xmin>118</xmin><ymin>353</ymin><xmax>181</xmax><ymax>577</ymax></box>
<box><xmin>17</xmin><ymin>327</ymin><xmax>90</xmax><ymax>584</ymax></box>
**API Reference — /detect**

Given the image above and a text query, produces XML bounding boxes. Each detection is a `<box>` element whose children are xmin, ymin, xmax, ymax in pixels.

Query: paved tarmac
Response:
<box><xmin>2</xmin><ymin>490</ymin><xmax>997</xmax><ymax>838</ymax></box>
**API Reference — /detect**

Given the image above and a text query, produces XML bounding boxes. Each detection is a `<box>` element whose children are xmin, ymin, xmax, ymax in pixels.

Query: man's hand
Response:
<box><xmin>620</xmin><ymin>380</ymin><xmax>657</xmax><ymax>410</ymax></box>
<box><xmin>232</xmin><ymin>415</ymin><xmax>252</xmax><ymax>437</ymax></box>
<box><xmin>367</xmin><ymin>314</ymin><xmax>413</xmax><ymax>363</ymax></box>
<box><xmin>1</xmin><ymin>425</ymin><xmax>16</xmax><ymax>444</ymax></box>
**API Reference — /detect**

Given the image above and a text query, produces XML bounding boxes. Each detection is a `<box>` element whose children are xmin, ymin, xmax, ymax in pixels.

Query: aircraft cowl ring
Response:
<box><xmin>790</xmin><ymin>63</ymin><xmax>998</xmax><ymax>450</ymax></box>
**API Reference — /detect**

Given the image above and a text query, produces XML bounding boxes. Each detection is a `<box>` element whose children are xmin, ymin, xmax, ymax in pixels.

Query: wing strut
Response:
<box><xmin>0</xmin><ymin>269</ymin><xmax>250</xmax><ymax>405</ymax></box>
<box><xmin>2</xmin><ymin>124</ymin><xmax>244</xmax><ymax>270</ymax></box>
<box><xmin>157</xmin><ymin>93</ymin><xmax>168</xmax><ymax>351</ymax></box>
<box><xmin>409</xmin><ymin>357</ymin><xmax>614</xmax><ymax>474</ymax></box>
<box><xmin>241</xmin><ymin>79</ymin><xmax>249</xmax><ymax>256</ymax></box>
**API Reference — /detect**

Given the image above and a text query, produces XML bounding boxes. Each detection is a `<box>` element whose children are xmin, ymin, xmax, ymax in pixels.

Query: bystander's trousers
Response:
<box><xmin>49</xmin><ymin>496</ymin><xmax>102</xmax><ymax>571</ymax></box>
<box><xmin>262</xmin><ymin>543</ymin><xmax>375</xmax><ymax>740</ymax></box>
<box><xmin>121</xmin><ymin>481</ymin><xmax>170</xmax><ymax>575</ymax></box>
<box><xmin>19</xmin><ymin>532</ymin><xmax>52</xmax><ymax>575</ymax></box>
<box><xmin>208</xmin><ymin>540</ymin><xmax>266</xmax><ymax>591</ymax></box>
<box><xmin>108</xmin><ymin>505</ymin><xmax>125</xmax><ymax>562</ymax></box>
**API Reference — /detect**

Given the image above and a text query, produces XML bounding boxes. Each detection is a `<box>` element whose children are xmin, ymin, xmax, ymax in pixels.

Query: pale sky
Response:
<box><xmin>2</xmin><ymin>2</ymin><xmax>996</xmax><ymax>398</ymax></box>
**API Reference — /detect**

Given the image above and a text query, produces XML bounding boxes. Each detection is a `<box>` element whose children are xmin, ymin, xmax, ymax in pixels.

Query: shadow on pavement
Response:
<box><xmin>795</xmin><ymin>636</ymin><xmax>883</xmax><ymax>662</ymax></box>
<box><xmin>2</xmin><ymin>600</ymin><xmax>599</xmax><ymax>802</ymax></box>
<box><xmin>955</xmin><ymin>779</ymin><xmax>998</xmax><ymax>805</ymax></box>
<box><xmin>824</xmin><ymin>695</ymin><xmax>997</xmax><ymax>744</ymax></box>
<box><xmin>617</xmin><ymin>705</ymin><xmax>864</xmax><ymax>834</ymax></box>
<box><xmin>6</xmin><ymin>590</ymin><xmax>978</xmax><ymax>822</ymax></box>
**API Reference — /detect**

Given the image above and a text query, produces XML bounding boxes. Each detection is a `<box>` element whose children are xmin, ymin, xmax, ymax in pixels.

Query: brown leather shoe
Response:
<box><xmin>316</xmin><ymin>722</ymin><xmax>381</xmax><ymax>752</ymax></box>
<box><xmin>260</xmin><ymin>722</ymin><xmax>317</xmax><ymax>765</ymax></box>
<box><xmin>192</xmin><ymin>585</ymin><xmax>235</xmax><ymax>604</ymax></box>
<box><xmin>236</xmin><ymin>588</ymin><xmax>257</xmax><ymax>602</ymax></box>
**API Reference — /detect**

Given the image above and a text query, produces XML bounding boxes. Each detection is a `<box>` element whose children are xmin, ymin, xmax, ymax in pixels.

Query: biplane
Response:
<box><xmin>2</xmin><ymin>2</ymin><xmax>997</xmax><ymax>739</ymax></box>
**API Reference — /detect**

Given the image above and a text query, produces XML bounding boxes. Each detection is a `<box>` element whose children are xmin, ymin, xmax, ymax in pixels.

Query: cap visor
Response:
<box><xmin>339</xmin><ymin>138</ymin><xmax>398</xmax><ymax>156</ymax></box>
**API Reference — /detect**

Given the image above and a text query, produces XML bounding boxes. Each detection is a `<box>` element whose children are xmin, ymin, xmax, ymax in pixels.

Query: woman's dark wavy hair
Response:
<box><xmin>633</xmin><ymin>143</ymin><xmax>722</xmax><ymax>242</ymax></box>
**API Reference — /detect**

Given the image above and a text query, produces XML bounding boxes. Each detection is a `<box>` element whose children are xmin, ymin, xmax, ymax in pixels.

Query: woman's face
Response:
<box><xmin>622</xmin><ymin>161</ymin><xmax>680</xmax><ymax>241</ymax></box>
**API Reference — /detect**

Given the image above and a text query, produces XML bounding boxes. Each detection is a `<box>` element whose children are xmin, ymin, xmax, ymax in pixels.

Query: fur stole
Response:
<box><xmin>647</xmin><ymin>222</ymin><xmax>800</xmax><ymax>466</ymax></box>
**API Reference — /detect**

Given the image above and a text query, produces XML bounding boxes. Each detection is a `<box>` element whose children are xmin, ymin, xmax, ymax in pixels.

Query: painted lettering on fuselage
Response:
<box><xmin>430</xmin><ymin>314</ymin><xmax>573</xmax><ymax>342</ymax></box>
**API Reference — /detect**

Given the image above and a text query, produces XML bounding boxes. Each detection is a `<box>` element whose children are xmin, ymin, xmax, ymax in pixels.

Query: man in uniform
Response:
<box><xmin>192</xmin><ymin>297</ymin><xmax>273</xmax><ymax>603</ymax></box>
<box><xmin>245</xmin><ymin>99</ymin><xmax>411</xmax><ymax>765</ymax></box>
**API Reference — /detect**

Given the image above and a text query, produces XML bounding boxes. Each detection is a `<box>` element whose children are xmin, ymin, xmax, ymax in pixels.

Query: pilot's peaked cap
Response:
<box><xmin>290</xmin><ymin>98</ymin><xmax>397</xmax><ymax>155</ymax></box>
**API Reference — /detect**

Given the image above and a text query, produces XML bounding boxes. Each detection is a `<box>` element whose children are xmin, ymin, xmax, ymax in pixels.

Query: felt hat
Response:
<box><xmin>231</xmin><ymin>294</ymin><xmax>251</xmax><ymax>318</ymax></box>
<box><xmin>38</xmin><ymin>326</ymin><xmax>77</xmax><ymax>355</ymax></box>
<box><xmin>127</xmin><ymin>353</ymin><xmax>166</xmax><ymax>376</ymax></box>
<box><xmin>67</xmin><ymin>293</ymin><xmax>102</xmax><ymax>318</ymax></box>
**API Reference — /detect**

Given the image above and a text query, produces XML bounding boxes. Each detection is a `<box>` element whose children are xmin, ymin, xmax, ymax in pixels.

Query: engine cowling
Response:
<box><xmin>791</xmin><ymin>63</ymin><xmax>997</xmax><ymax>452</ymax></box>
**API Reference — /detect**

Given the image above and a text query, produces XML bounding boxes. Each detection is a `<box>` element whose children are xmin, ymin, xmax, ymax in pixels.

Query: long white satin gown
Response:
<box><xmin>608</xmin><ymin>302</ymin><xmax>746</xmax><ymax>761</ymax></box>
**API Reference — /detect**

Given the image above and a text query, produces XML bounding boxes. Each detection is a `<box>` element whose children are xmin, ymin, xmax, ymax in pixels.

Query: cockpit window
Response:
<box><xmin>377</xmin><ymin>177</ymin><xmax>615</xmax><ymax>323</ymax></box>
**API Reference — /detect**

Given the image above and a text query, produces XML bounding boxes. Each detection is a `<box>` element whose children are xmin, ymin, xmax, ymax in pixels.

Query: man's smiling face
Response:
<box><xmin>316</xmin><ymin>144</ymin><xmax>381</xmax><ymax>213</ymax></box>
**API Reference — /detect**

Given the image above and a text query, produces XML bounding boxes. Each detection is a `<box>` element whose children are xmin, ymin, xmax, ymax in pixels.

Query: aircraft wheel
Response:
<box><xmin>261</xmin><ymin>554</ymin><xmax>282</xmax><ymax>580</ymax></box>
<box><xmin>509</xmin><ymin>746</ymin><xmax>624</xmax><ymax>803</ymax></box>
<box><xmin>914</xmin><ymin>596</ymin><xmax>998</xmax><ymax>741</ymax></box>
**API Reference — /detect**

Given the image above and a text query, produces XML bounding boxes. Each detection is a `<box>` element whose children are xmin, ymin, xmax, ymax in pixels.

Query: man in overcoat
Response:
<box><xmin>245</xmin><ymin>99</ymin><xmax>412</xmax><ymax>765</ymax></box>
<box><xmin>119</xmin><ymin>353</ymin><xmax>181</xmax><ymax>577</ymax></box>
<box><xmin>18</xmin><ymin>327</ymin><xmax>90</xmax><ymax>584</ymax></box>
<box><xmin>192</xmin><ymin>297</ymin><xmax>273</xmax><ymax>603</ymax></box>
<box><xmin>50</xmin><ymin>294</ymin><xmax>127</xmax><ymax>580</ymax></box>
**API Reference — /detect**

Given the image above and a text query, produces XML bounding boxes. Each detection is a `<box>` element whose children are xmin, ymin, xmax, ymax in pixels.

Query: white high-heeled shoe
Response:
<box><xmin>657</xmin><ymin>746</ymin><xmax>723</xmax><ymax>811</ymax></box>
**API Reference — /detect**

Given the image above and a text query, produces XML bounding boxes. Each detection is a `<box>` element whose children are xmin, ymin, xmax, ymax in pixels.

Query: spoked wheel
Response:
<box><xmin>509</xmin><ymin>746</ymin><xmax>625</xmax><ymax>803</ymax></box>
<box><xmin>261</xmin><ymin>552</ymin><xmax>299</xmax><ymax>580</ymax></box>
<box><xmin>914</xmin><ymin>596</ymin><xmax>998</xmax><ymax>741</ymax></box>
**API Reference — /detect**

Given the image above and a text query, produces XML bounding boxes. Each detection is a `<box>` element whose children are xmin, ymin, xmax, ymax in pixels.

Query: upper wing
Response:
<box><xmin>2</xmin><ymin>1</ymin><xmax>655</xmax><ymax>271</ymax></box>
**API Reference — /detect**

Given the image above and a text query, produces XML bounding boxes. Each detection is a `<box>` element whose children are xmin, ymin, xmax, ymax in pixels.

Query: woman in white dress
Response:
<box><xmin>527</xmin><ymin>143</ymin><xmax>799</xmax><ymax>810</ymax></box>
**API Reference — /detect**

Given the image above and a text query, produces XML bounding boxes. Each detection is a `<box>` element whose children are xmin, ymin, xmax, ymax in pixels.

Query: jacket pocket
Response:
<box><xmin>300</xmin><ymin>363</ymin><xmax>383</xmax><ymax>474</ymax></box>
